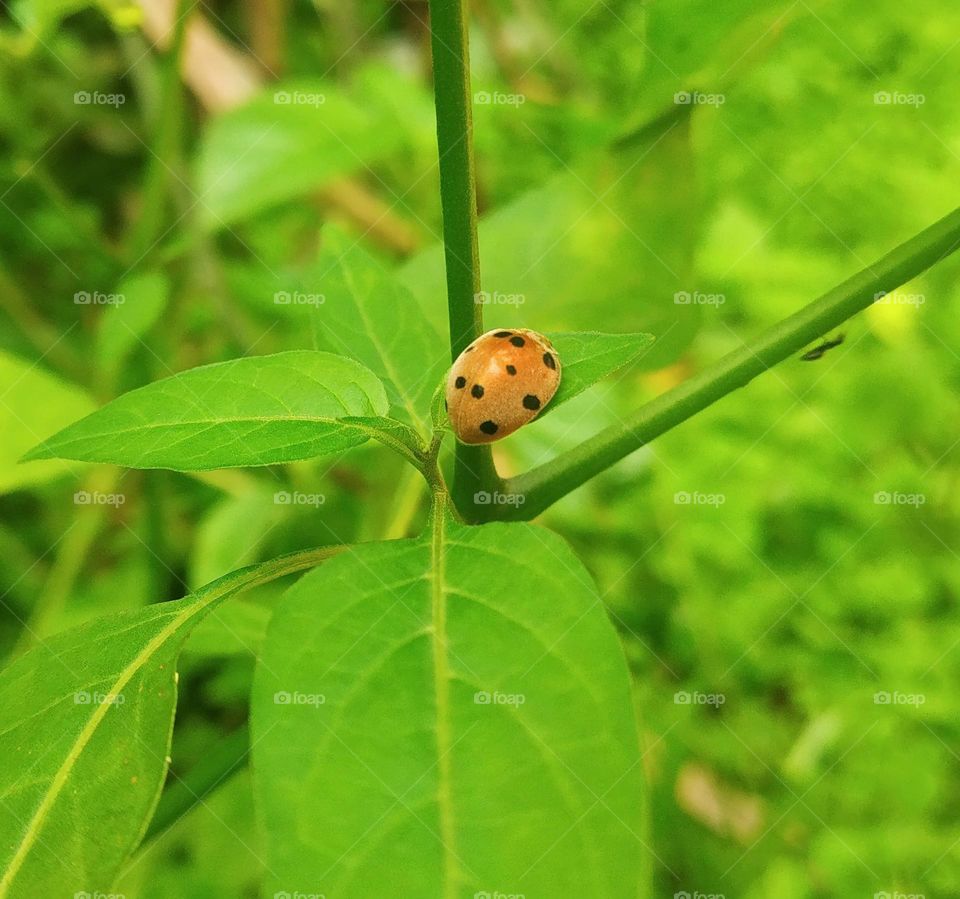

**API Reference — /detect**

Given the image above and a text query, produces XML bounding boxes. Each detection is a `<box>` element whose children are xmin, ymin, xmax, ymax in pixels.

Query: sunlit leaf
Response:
<box><xmin>0</xmin><ymin>351</ymin><xmax>94</xmax><ymax>494</ymax></box>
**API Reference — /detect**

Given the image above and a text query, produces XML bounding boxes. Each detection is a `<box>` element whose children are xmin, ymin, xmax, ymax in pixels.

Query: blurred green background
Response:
<box><xmin>2</xmin><ymin>0</ymin><xmax>959</xmax><ymax>895</ymax></box>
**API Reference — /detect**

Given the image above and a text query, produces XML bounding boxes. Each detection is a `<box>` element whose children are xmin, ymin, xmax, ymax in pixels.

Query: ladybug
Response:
<box><xmin>445</xmin><ymin>328</ymin><xmax>561</xmax><ymax>444</ymax></box>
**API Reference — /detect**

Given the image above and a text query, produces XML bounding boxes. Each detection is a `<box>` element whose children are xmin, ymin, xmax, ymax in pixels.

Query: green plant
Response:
<box><xmin>2</xmin><ymin>0</ymin><xmax>960</xmax><ymax>896</ymax></box>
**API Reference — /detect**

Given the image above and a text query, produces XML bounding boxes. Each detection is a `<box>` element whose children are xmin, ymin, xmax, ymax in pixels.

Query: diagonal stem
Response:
<box><xmin>491</xmin><ymin>204</ymin><xmax>960</xmax><ymax>521</ymax></box>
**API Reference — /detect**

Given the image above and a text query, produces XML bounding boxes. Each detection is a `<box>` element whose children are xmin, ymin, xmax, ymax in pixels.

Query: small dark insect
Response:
<box><xmin>801</xmin><ymin>333</ymin><xmax>845</xmax><ymax>361</ymax></box>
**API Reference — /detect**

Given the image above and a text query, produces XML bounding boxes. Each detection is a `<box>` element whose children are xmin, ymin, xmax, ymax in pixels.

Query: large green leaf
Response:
<box><xmin>546</xmin><ymin>331</ymin><xmax>656</xmax><ymax>410</ymax></box>
<box><xmin>307</xmin><ymin>227</ymin><xmax>446</xmax><ymax>430</ymax></box>
<box><xmin>196</xmin><ymin>81</ymin><xmax>401</xmax><ymax>228</ymax></box>
<box><xmin>0</xmin><ymin>551</ymin><xmax>336</xmax><ymax>898</ymax></box>
<box><xmin>623</xmin><ymin>0</ymin><xmax>802</xmax><ymax>130</ymax></box>
<box><xmin>399</xmin><ymin>122</ymin><xmax>702</xmax><ymax>368</ymax></box>
<box><xmin>23</xmin><ymin>351</ymin><xmax>407</xmax><ymax>471</ymax></box>
<box><xmin>251</xmin><ymin>509</ymin><xmax>643</xmax><ymax>896</ymax></box>
<box><xmin>0</xmin><ymin>351</ymin><xmax>94</xmax><ymax>494</ymax></box>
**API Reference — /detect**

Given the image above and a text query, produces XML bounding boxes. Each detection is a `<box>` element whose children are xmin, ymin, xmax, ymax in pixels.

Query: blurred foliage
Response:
<box><xmin>1</xmin><ymin>0</ymin><xmax>959</xmax><ymax>895</ymax></box>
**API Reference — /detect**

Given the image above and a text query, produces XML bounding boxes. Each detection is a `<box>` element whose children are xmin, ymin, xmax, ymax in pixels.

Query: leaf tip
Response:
<box><xmin>20</xmin><ymin>442</ymin><xmax>55</xmax><ymax>463</ymax></box>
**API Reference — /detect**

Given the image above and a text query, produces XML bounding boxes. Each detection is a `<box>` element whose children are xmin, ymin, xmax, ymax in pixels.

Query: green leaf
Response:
<box><xmin>308</xmin><ymin>227</ymin><xmax>446</xmax><ymax>430</ymax></box>
<box><xmin>0</xmin><ymin>351</ymin><xmax>95</xmax><ymax>494</ymax></box>
<box><xmin>196</xmin><ymin>81</ymin><xmax>401</xmax><ymax>229</ymax></box>
<box><xmin>0</xmin><ymin>550</ymin><xmax>337</xmax><ymax>899</ymax></box>
<box><xmin>251</xmin><ymin>510</ymin><xmax>643</xmax><ymax>896</ymax></box>
<box><xmin>399</xmin><ymin>124</ymin><xmax>703</xmax><ymax>368</ymax></box>
<box><xmin>95</xmin><ymin>270</ymin><xmax>170</xmax><ymax>375</ymax></box>
<box><xmin>622</xmin><ymin>0</ymin><xmax>802</xmax><ymax>130</ymax></box>
<box><xmin>546</xmin><ymin>330</ymin><xmax>655</xmax><ymax>411</ymax></box>
<box><xmin>24</xmin><ymin>351</ymin><xmax>399</xmax><ymax>471</ymax></box>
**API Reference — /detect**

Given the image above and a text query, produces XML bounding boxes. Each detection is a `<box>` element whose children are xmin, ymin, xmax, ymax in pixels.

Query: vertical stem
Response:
<box><xmin>127</xmin><ymin>0</ymin><xmax>189</xmax><ymax>264</ymax></box>
<box><xmin>428</xmin><ymin>0</ymin><xmax>482</xmax><ymax>354</ymax></box>
<box><xmin>427</xmin><ymin>0</ymin><xmax>499</xmax><ymax>516</ymax></box>
<box><xmin>11</xmin><ymin>466</ymin><xmax>121</xmax><ymax>657</ymax></box>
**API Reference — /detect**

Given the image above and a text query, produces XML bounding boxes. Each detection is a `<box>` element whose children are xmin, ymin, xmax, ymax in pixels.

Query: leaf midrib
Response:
<box><xmin>430</xmin><ymin>504</ymin><xmax>458</xmax><ymax>898</ymax></box>
<box><xmin>31</xmin><ymin>416</ymin><xmax>390</xmax><ymax>461</ymax></box>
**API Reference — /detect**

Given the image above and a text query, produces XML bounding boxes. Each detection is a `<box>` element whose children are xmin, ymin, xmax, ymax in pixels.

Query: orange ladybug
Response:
<box><xmin>446</xmin><ymin>328</ymin><xmax>561</xmax><ymax>444</ymax></box>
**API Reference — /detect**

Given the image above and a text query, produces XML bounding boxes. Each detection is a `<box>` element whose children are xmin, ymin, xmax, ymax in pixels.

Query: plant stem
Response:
<box><xmin>493</xmin><ymin>204</ymin><xmax>960</xmax><ymax>521</ymax></box>
<box><xmin>127</xmin><ymin>0</ymin><xmax>189</xmax><ymax>264</ymax></box>
<box><xmin>427</xmin><ymin>0</ymin><xmax>498</xmax><ymax>513</ymax></box>
<box><xmin>11</xmin><ymin>466</ymin><xmax>122</xmax><ymax>657</ymax></box>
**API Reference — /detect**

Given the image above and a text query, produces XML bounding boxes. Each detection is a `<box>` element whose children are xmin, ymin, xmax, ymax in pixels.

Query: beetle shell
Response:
<box><xmin>445</xmin><ymin>328</ymin><xmax>561</xmax><ymax>444</ymax></box>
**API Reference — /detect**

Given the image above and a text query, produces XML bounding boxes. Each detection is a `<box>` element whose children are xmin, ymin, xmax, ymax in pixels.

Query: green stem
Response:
<box><xmin>427</xmin><ymin>0</ymin><xmax>498</xmax><ymax>514</ymax></box>
<box><xmin>11</xmin><ymin>466</ymin><xmax>121</xmax><ymax>657</ymax></box>
<box><xmin>127</xmin><ymin>0</ymin><xmax>189</xmax><ymax>264</ymax></box>
<box><xmin>493</xmin><ymin>204</ymin><xmax>960</xmax><ymax>521</ymax></box>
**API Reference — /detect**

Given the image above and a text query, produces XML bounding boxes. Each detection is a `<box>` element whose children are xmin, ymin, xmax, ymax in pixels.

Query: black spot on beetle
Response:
<box><xmin>479</xmin><ymin>420</ymin><xmax>498</xmax><ymax>435</ymax></box>
<box><xmin>494</xmin><ymin>330</ymin><xmax>512</xmax><ymax>337</ymax></box>
<box><xmin>522</xmin><ymin>394</ymin><xmax>541</xmax><ymax>410</ymax></box>
<box><xmin>454</xmin><ymin>376</ymin><xmax>466</xmax><ymax>388</ymax></box>
<box><xmin>543</xmin><ymin>352</ymin><xmax>556</xmax><ymax>370</ymax></box>
<box><xmin>471</xmin><ymin>384</ymin><xmax>485</xmax><ymax>399</ymax></box>
<box><xmin>510</xmin><ymin>336</ymin><xmax>525</xmax><ymax>347</ymax></box>
<box><xmin>506</xmin><ymin>364</ymin><xmax>517</xmax><ymax>375</ymax></box>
